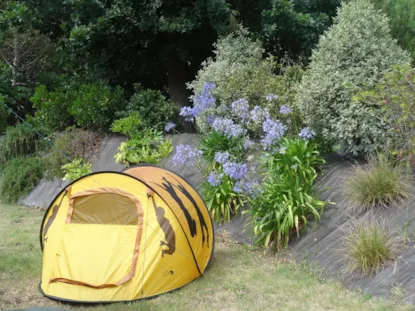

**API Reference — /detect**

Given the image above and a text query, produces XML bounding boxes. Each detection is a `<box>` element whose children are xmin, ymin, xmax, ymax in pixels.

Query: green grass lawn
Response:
<box><xmin>1</xmin><ymin>203</ymin><xmax>414</xmax><ymax>311</ymax></box>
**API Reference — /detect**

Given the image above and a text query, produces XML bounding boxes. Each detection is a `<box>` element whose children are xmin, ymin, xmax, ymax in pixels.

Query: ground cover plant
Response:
<box><xmin>341</xmin><ymin>217</ymin><xmax>403</xmax><ymax>275</ymax></box>
<box><xmin>1</xmin><ymin>204</ymin><xmax>414</xmax><ymax>311</ymax></box>
<box><xmin>111</xmin><ymin>112</ymin><xmax>173</xmax><ymax>167</ymax></box>
<box><xmin>343</xmin><ymin>154</ymin><xmax>413</xmax><ymax>211</ymax></box>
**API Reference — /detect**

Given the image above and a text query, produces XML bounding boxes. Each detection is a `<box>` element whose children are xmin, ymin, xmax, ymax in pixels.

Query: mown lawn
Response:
<box><xmin>0</xmin><ymin>203</ymin><xmax>414</xmax><ymax>311</ymax></box>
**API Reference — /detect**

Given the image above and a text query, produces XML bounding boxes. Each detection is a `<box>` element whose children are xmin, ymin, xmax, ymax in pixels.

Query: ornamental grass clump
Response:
<box><xmin>341</xmin><ymin>217</ymin><xmax>402</xmax><ymax>275</ymax></box>
<box><xmin>343</xmin><ymin>154</ymin><xmax>413</xmax><ymax>211</ymax></box>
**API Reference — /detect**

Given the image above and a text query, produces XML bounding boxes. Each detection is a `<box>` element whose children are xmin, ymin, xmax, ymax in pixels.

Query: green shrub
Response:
<box><xmin>111</xmin><ymin>113</ymin><xmax>173</xmax><ymax>166</ymax></box>
<box><xmin>46</xmin><ymin>128</ymin><xmax>105</xmax><ymax>179</ymax></box>
<box><xmin>355</xmin><ymin>65</ymin><xmax>415</xmax><ymax>166</ymax></box>
<box><xmin>0</xmin><ymin>156</ymin><xmax>45</xmax><ymax>203</ymax></box>
<box><xmin>0</xmin><ymin>123</ymin><xmax>39</xmax><ymax>167</ymax></box>
<box><xmin>62</xmin><ymin>158</ymin><xmax>92</xmax><ymax>181</ymax></box>
<box><xmin>296</xmin><ymin>0</ymin><xmax>410</xmax><ymax>156</ymax></box>
<box><xmin>341</xmin><ymin>217</ymin><xmax>402</xmax><ymax>275</ymax></box>
<box><xmin>199</xmin><ymin>131</ymin><xmax>245</xmax><ymax>163</ymax></box>
<box><xmin>70</xmin><ymin>82</ymin><xmax>125</xmax><ymax>131</ymax></box>
<box><xmin>119</xmin><ymin>85</ymin><xmax>179</xmax><ymax>132</ymax></box>
<box><xmin>30</xmin><ymin>85</ymin><xmax>75</xmax><ymax>133</ymax></box>
<box><xmin>342</xmin><ymin>154</ymin><xmax>413</xmax><ymax>211</ymax></box>
<box><xmin>245</xmin><ymin>138</ymin><xmax>328</xmax><ymax>250</ymax></box>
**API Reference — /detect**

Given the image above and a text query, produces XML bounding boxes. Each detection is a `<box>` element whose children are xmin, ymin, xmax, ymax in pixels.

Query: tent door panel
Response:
<box><xmin>51</xmin><ymin>224</ymin><xmax>138</xmax><ymax>287</ymax></box>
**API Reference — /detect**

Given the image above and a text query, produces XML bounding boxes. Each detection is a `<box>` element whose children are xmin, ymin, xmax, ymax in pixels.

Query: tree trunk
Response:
<box><xmin>12</xmin><ymin>28</ymin><xmax>20</xmax><ymax>87</ymax></box>
<box><xmin>167</xmin><ymin>57</ymin><xmax>195</xmax><ymax>133</ymax></box>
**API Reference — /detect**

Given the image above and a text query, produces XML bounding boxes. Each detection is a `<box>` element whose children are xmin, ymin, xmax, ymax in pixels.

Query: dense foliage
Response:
<box><xmin>0</xmin><ymin>156</ymin><xmax>45</xmax><ymax>203</ymax></box>
<box><xmin>246</xmin><ymin>138</ymin><xmax>327</xmax><ymax>249</ymax></box>
<box><xmin>296</xmin><ymin>0</ymin><xmax>410</xmax><ymax>156</ymax></box>
<box><xmin>355</xmin><ymin>65</ymin><xmax>415</xmax><ymax>165</ymax></box>
<box><xmin>62</xmin><ymin>159</ymin><xmax>92</xmax><ymax>181</ymax></box>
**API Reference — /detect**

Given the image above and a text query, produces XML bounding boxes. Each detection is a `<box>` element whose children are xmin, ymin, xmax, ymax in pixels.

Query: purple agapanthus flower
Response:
<box><xmin>233</xmin><ymin>181</ymin><xmax>244</xmax><ymax>193</ymax></box>
<box><xmin>244</xmin><ymin>181</ymin><xmax>261</xmax><ymax>197</ymax></box>
<box><xmin>164</xmin><ymin>122</ymin><xmax>176</xmax><ymax>132</ymax></box>
<box><xmin>261</xmin><ymin>118</ymin><xmax>287</xmax><ymax>150</ymax></box>
<box><xmin>298</xmin><ymin>127</ymin><xmax>316</xmax><ymax>140</ymax></box>
<box><xmin>280</xmin><ymin>105</ymin><xmax>292</xmax><ymax>115</ymax></box>
<box><xmin>207</xmin><ymin>114</ymin><xmax>217</xmax><ymax>125</ymax></box>
<box><xmin>231</xmin><ymin>98</ymin><xmax>250</xmax><ymax>121</ymax></box>
<box><xmin>192</xmin><ymin>82</ymin><xmax>217</xmax><ymax>117</ymax></box>
<box><xmin>265</xmin><ymin>93</ymin><xmax>279</xmax><ymax>101</ymax></box>
<box><xmin>172</xmin><ymin>144</ymin><xmax>202</xmax><ymax>166</ymax></box>
<box><xmin>180</xmin><ymin>106</ymin><xmax>194</xmax><ymax>121</ymax></box>
<box><xmin>207</xmin><ymin>171</ymin><xmax>223</xmax><ymax>187</ymax></box>
<box><xmin>250</xmin><ymin>106</ymin><xmax>270</xmax><ymax>124</ymax></box>
<box><xmin>223</xmin><ymin>162</ymin><xmax>248</xmax><ymax>180</ymax></box>
<box><xmin>214</xmin><ymin>151</ymin><xmax>230</xmax><ymax>164</ymax></box>
<box><xmin>212</xmin><ymin>118</ymin><xmax>246</xmax><ymax>138</ymax></box>
<box><xmin>243</xmin><ymin>139</ymin><xmax>254</xmax><ymax>150</ymax></box>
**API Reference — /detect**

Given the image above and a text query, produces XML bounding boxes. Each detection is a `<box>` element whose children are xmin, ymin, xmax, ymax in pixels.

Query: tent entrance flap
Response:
<box><xmin>49</xmin><ymin>188</ymin><xmax>144</xmax><ymax>289</ymax></box>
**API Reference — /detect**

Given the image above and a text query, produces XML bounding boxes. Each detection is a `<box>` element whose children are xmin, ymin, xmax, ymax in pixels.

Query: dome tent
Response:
<box><xmin>39</xmin><ymin>166</ymin><xmax>214</xmax><ymax>303</ymax></box>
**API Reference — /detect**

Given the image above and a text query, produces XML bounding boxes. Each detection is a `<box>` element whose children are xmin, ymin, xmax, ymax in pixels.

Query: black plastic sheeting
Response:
<box><xmin>290</xmin><ymin>156</ymin><xmax>415</xmax><ymax>304</ymax></box>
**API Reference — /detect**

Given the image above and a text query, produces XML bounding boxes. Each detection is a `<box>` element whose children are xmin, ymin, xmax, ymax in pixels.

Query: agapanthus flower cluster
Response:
<box><xmin>164</xmin><ymin>122</ymin><xmax>176</xmax><ymax>132</ymax></box>
<box><xmin>279</xmin><ymin>105</ymin><xmax>292</xmax><ymax>115</ymax></box>
<box><xmin>233</xmin><ymin>180</ymin><xmax>261</xmax><ymax>197</ymax></box>
<box><xmin>223</xmin><ymin>162</ymin><xmax>248</xmax><ymax>180</ymax></box>
<box><xmin>265</xmin><ymin>93</ymin><xmax>279</xmax><ymax>101</ymax></box>
<box><xmin>207</xmin><ymin>171</ymin><xmax>223</xmax><ymax>187</ymax></box>
<box><xmin>212</xmin><ymin>117</ymin><xmax>246</xmax><ymax>138</ymax></box>
<box><xmin>243</xmin><ymin>139</ymin><xmax>254</xmax><ymax>150</ymax></box>
<box><xmin>180</xmin><ymin>82</ymin><xmax>217</xmax><ymax>121</ymax></box>
<box><xmin>261</xmin><ymin>118</ymin><xmax>287</xmax><ymax>150</ymax></box>
<box><xmin>214</xmin><ymin>151</ymin><xmax>230</xmax><ymax>164</ymax></box>
<box><xmin>298</xmin><ymin>127</ymin><xmax>316</xmax><ymax>140</ymax></box>
<box><xmin>250</xmin><ymin>106</ymin><xmax>270</xmax><ymax>125</ymax></box>
<box><xmin>231</xmin><ymin>98</ymin><xmax>250</xmax><ymax>121</ymax></box>
<box><xmin>172</xmin><ymin>144</ymin><xmax>203</xmax><ymax>166</ymax></box>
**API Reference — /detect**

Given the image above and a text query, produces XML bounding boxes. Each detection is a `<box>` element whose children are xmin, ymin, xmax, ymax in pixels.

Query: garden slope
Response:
<box><xmin>19</xmin><ymin>134</ymin><xmax>415</xmax><ymax>304</ymax></box>
<box><xmin>290</xmin><ymin>156</ymin><xmax>415</xmax><ymax>305</ymax></box>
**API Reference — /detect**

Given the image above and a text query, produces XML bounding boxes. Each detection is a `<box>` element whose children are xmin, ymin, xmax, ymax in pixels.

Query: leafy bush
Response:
<box><xmin>111</xmin><ymin>112</ymin><xmax>173</xmax><ymax>166</ymax></box>
<box><xmin>30</xmin><ymin>85</ymin><xmax>75</xmax><ymax>133</ymax></box>
<box><xmin>342</xmin><ymin>154</ymin><xmax>413</xmax><ymax>211</ymax></box>
<box><xmin>0</xmin><ymin>123</ymin><xmax>39</xmax><ymax>168</ymax></box>
<box><xmin>354</xmin><ymin>65</ymin><xmax>415</xmax><ymax>166</ymax></box>
<box><xmin>187</xmin><ymin>29</ymin><xmax>303</xmax><ymax>132</ymax></box>
<box><xmin>0</xmin><ymin>156</ymin><xmax>45</xmax><ymax>203</ymax></box>
<box><xmin>62</xmin><ymin>158</ymin><xmax>92</xmax><ymax>181</ymax></box>
<box><xmin>70</xmin><ymin>82</ymin><xmax>125</xmax><ymax>131</ymax></box>
<box><xmin>245</xmin><ymin>138</ymin><xmax>327</xmax><ymax>250</ymax></box>
<box><xmin>296</xmin><ymin>0</ymin><xmax>411</xmax><ymax>156</ymax></box>
<box><xmin>119</xmin><ymin>85</ymin><xmax>179</xmax><ymax>132</ymax></box>
<box><xmin>46</xmin><ymin>128</ymin><xmax>105</xmax><ymax>179</ymax></box>
<box><xmin>341</xmin><ymin>217</ymin><xmax>402</xmax><ymax>275</ymax></box>
<box><xmin>372</xmin><ymin>0</ymin><xmax>415</xmax><ymax>60</ymax></box>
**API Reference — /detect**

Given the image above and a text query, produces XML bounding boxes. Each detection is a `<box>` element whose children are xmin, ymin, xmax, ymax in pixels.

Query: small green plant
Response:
<box><xmin>245</xmin><ymin>138</ymin><xmax>328</xmax><ymax>250</ymax></box>
<box><xmin>202</xmin><ymin>175</ymin><xmax>246</xmax><ymax>224</ymax></box>
<box><xmin>111</xmin><ymin>112</ymin><xmax>173</xmax><ymax>166</ymax></box>
<box><xmin>199</xmin><ymin>131</ymin><xmax>245</xmax><ymax>163</ymax></box>
<box><xmin>0</xmin><ymin>156</ymin><xmax>45</xmax><ymax>203</ymax></box>
<box><xmin>341</xmin><ymin>217</ymin><xmax>402</xmax><ymax>275</ymax></box>
<box><xmin>62</xmin><ymin>158</ymin><xmax>92</xmax><ymax>181</ymax></box>
<box><xmin>343</xmin><ymin>154</ymin><xmax>413</xmax><ymax>211</ymax></box>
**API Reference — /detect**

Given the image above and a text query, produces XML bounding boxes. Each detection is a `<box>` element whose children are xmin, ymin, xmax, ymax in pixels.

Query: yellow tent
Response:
<box><xmin>39</xmin><ymin>165</ymin><xmax>214</xmax><ymax>303</ymax></box>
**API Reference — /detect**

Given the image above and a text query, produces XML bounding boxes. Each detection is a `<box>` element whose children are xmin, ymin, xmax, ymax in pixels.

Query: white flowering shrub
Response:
<box><xmin>295</xmin><ymin>0</ymin><xmax>410</xmax><ymax>156</ymax></box>
<box><xmin>188</xmin><ymin>28</ymin><xmax>302</xmax><ymax>133</ymax></box>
